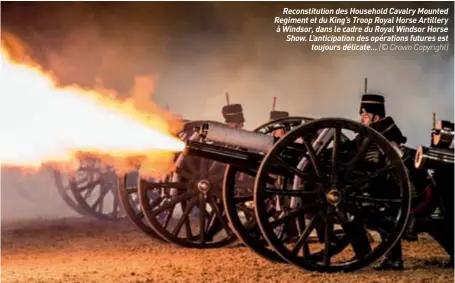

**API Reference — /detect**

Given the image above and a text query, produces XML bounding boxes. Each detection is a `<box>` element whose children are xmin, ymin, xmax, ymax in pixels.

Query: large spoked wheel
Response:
<box><xmin>69</xmin><ymin>158</ymin><xmax>124</xmax><ymax>221</ymax></box>
<box><xmin>254</xmin><ymin>118</ymin><xmax>411</xmax><ymax>273</ymax></box>
<box><xmin>117</xmin><ymin>171</ymin><xmax>165</xmax><ymax>240</ymax></box>
<box><xmin>138</xmin><ymin>121</ymin><xmax>237</xmax><ymax>248</ymax></box>
<box><xmin>54</xmin><ymin>169</ymin><xmax>91</xmax><ymax>217</ymax></box>
<box><xmin>223</xmin><ymin>117</ymin><xmax>315</xmax><ymax>262</ymax></box>
<box><xmin>116</xmin><ymin>122</ymin><xmax>203</xmax><ymax>240</ymax></box>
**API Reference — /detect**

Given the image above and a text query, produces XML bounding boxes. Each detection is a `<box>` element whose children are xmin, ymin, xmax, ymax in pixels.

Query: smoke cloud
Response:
<box><xmin>1</xmin><ymin>2</ymin><xmax>453</xmax><ymax>220</ymax></box>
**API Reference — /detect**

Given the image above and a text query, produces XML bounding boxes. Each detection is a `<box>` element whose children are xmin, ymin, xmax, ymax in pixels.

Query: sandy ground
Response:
<box><xmin>1</xmin><ymin>217</ymin><xmax>453</xmax><ymax>283</ymax></box>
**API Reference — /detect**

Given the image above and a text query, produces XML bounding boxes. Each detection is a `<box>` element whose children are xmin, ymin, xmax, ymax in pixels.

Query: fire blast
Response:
<box><xmin>0</xmin><ymin>37</ymin><xmax>184</xmax><ymax>176</ymax></box>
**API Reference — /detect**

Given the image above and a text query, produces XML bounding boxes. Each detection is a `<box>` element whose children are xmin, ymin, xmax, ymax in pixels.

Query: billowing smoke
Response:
<box><xmin>1</xmin><ymin>2</ymin><xmax>453</xmax><ymax>220</ymax></box>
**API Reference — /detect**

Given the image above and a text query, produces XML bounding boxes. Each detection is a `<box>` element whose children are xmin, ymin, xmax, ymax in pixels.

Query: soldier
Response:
<box><xmin>269</xmin><ymin>110</ymin><xmax>289</xmax><ymax>138</ymax></box>
<box><xmin>359</xmin><ymin>94</ymin><xmax>408</xmax><ymax>270</ymax></box>
<box><xmin>222</xmin><ymin>103</ymin><xmax>245</xmax><ymax>129</ymax></box>
<box><xmin>359</xmin><ymin>94</ymin><xmax>387</xmax><ymax>126</ymax></box>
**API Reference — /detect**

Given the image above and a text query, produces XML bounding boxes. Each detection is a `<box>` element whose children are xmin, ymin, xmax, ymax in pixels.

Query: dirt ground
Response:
<box><xmin>1</xmin><ymin>217</ymin><xmax>453</xmax><ymax>283</ymax></box>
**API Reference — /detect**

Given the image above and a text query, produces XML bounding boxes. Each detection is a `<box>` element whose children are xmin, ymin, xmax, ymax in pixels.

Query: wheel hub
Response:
<box><xmin>197</xmin><ymin>179</ymin><xmax>211</xmax><ymax>193</ymax></box>
<box><xmin>326</xmin><ymin>189</ymin><xmax>342</xmax><ymax>206</ymax></box>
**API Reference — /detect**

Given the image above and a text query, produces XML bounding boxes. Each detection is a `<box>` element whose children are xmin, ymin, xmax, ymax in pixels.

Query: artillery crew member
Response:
<box><xmin>222</xmin><ymin>103</ymin><xmax>245</xmax><ymax>129</ymax></box>
<box><xmin>270</xmin><ymin>110</ymin><xmax>289</xmax><ymax>138</ymax></box>
<box><xmin>359</xmin><ymin>94</ymin><xmax>386</xmax><ymax>126</ymax></box>
<box><xmin>358</xmin><ymin>94</ymin><xmax>409</xmax><ymax>271</ymax></box>
<box><xmin>270</xmin><ymin>110</ymin><xmax>289</xmax><ymax>121</ymax></box>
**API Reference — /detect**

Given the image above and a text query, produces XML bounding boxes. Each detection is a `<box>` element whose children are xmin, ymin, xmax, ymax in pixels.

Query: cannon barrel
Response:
<box><xmin>414</xmin><ymin>145</ymin><xmax>454</xmax><ymax>170</ymax></box>
<box><xmin>184</xmin><ymin>122</ymin><xmax>335</xmax><ymax>171</ymax></box>
<box><xmin>184</xmin><ymin>140</ymin><xmax>264</xmax><ymax>169</ymax></box>
<box><xmin>198</xmin><ymin>122</ymin><xmax>276</xmax><ymax>153</ymax></box>
<box><xmin>431</xmin><ymin>120</ymin><xmax>454</xmax><ymax>149</ymax></box>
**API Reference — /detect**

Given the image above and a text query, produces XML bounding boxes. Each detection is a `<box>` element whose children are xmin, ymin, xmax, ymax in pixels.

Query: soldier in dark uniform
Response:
<box><xmin>222</xmin><ymin>103</ymin><xmax>245</xmax><ymax>129</ymax></box>
<box><xmin>358</xmin><ymin>94</ymin><xmax>407</xmax><ymax>270</ymax></box>
<box><xmin>359</xmin><ymin>94</ymin><xmax>386</xmax><ymax>126</ymax></box>
<box><xmin>270</xmin><ymin>110</ymin><xmax>289</xmax><ymax>138</ymax></box>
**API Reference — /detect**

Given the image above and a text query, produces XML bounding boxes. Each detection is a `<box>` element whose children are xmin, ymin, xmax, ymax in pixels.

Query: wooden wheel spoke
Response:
<box><xmin>346</xmin><ymin>194</ymin><xmax>402</xmax><ymax>205</ymax></box>
<box><xmin>172</xmin><ymin>198</ymin><xmax>196</xmax><ymax>236</ymax></box>
<box><xmin>208</xmin><ymin>196</ymin><xmax>232</xmax><ymax>236</ymax></box>
<box><xmin>323</xmin><ymin>218</ymin><xmax>333</xmax><ymax>266</ymax></box>
<box><xmin>291</xmin><ymin>216</ymin><xmax>316</xmax><ymax>256</ymax></box>
<box><xmin>185</xmin><ymin>216</ymin><xmax>193</xmax><ymax>239</ymax></box>
<box><xmin>163</xmin><ymin>204</ymin><xmax>176</xmax><ymax>229</ymax></box>
<box><xmin>90</xmin><ymin>187</ymin><xmax>109</xmax><ymax>211</ymax></box>
<box><xmin>148</xmin><ymin>196</ymin><xmax>163</xmax><ymax>210</ymax></box>
<box><xmin>151</xmin><ymin>191</ymin><xmax>194</xmax><ymax>216</ymax></box>
<box><xmin>270</xmin><ymin>202</ymin><xmax>321</xmax><ymax>229</ymax></box>
<box><xmin>276</xmin><ymin>157</ymin><xmax>319</xmax><ymax>184</ymax></box>
<box><xmin>199</xmin><ymin>195</ymin><xmax>206</xmax><ymax>244</ymax></box>
<box><xmin>277</xmin><ymin>220</ymin><xmax>290</xmax><ymax>241</ymax></box>
<box><xmin>82</xmin><ymin>186</ymin><xmax>96</xmax><ymax>198</ymax></box>
<box><xmin>206</xmin><ymin>211</ymin><xmax>217</xmax><ymax>232</ymax></box>
<box><xmin>302</xmin><ymin>139</ymin><xmax>322</xmax><ymax>178</ymax></box>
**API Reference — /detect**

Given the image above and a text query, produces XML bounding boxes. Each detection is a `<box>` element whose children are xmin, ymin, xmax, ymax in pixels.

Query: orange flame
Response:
<box><xmin>0</xmin><ymin>34</ymin><xmax>185</xmax><ymax>177</ymax></box>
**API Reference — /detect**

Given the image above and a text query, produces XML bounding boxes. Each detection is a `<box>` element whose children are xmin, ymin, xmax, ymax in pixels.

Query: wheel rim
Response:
<box><xmin>254</xmin><ymin>118</ymin><xmax>411</xmax><ymax>272</ymax></box>
<box><xmin>223</xmin><ymin>116</ymin><xmax>315</xmax><ymax>262</ymax></box>
<box><xmin>138</xmin><ymin>121</ymin><xmax>237</xmax><ymax>248</ymax></box>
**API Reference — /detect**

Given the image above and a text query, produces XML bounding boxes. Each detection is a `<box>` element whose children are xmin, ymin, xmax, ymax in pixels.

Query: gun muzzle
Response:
<box><xmin>432</xmin><ymin>120</ymin><xmax>454</xmax><ymax>149</ymax></box>
<box><xmin>415</xmin><ymin>145</ymin><xmax>454</xmax><ymax>170</ymax></box>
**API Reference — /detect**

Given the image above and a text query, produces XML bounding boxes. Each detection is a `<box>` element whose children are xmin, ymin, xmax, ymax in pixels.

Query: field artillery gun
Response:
<box><xmin>411</xmin><ymin>117</ymin><xmax>454</xmax><ymax>266</ymax></box>
<box><xmin>178</xmin><ymin>116</ymin><xmax>415</xmax><ymax>272</ymax></box>
<box><xmin>126</xmin><ymin>97</ymin><xmax>313</xmax><ymax>248</ymax></box>
<box><xmin>117</xmin><ymin>92</ymin><xmax>247</xmax><ymax>245</ymax></box>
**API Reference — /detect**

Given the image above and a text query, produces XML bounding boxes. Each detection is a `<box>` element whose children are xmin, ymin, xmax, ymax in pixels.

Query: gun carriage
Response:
<box><xmin>177</xmin><ymin>116</ymin><xmax>449</xmax><ymax>272</ymax></box>
<box><xmin>118</xmin><ymin>119</ymin><xmax>229</xmax><ymax>243</ymax></box>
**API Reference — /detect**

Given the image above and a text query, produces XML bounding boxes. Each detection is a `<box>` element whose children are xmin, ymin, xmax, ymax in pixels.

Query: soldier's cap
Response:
<box><xmin>360</xmin><ymin>94</ymin><xmax>386</xmax><ymax>117</ymax></box>
<box><xmin>270</xmin><ymin>110</ymin><xmax>289</xmax><ymax>121</ymax></box>
<box><xmin>370</xmin><ymin>116</ymin><xmax>407</xmax><ymax>144</ymax></box>
<box><xmin>222</xmin><ymin>103</ymin><xmax>245</xmax><ymax>124</ymax></box>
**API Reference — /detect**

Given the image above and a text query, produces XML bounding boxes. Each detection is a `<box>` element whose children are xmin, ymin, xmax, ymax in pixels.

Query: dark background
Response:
<box><xmin>1</xmin><ymin>1</ymin><xmax>454</xmax><ymax>146</ymax></box>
